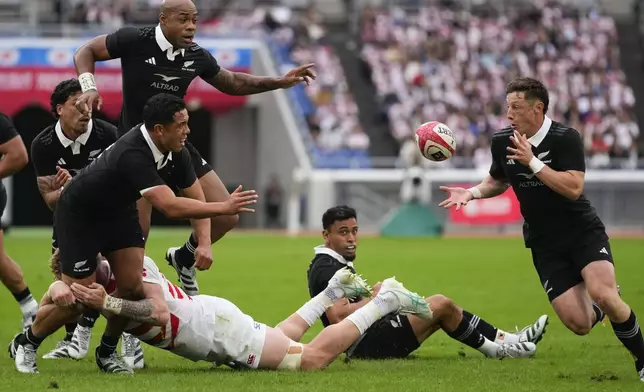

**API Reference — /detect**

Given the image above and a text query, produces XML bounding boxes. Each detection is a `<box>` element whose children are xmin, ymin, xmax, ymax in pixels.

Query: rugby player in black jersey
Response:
<box><xmin>0</xmin><ymin>113</ymin><xmax>38</xmax><ymax>332</ymax></box>
<box><xmin>73</xmin><ymin>0</ymin><xmax>315</xmax><ymax>297</ymax></box>
<box><xmin>308</xmin><ymin>206</ymin><xmax>547</xmax><ymax>361</ymax></box>
<box><xmin>11</xmin><ymin>93</ymin><xmax>257</xmax><ymax>374</ymax></box>
<box><xmin>440</xmin><ymin>77</ymin><xmax>644</xmax><ymax>381</ymax></box>
<box><xmin>31</xmin><ymin>78</ymin><xmax>145</xmax><ymax>366</ymax></box>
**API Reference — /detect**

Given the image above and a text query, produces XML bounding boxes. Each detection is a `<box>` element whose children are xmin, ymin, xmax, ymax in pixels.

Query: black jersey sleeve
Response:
<box><xmin>199</xmin><ymin>48</ymin><xmax>221</xmax><ymax>79</ymax></box>
<box><xmin>556</xmin><ymin>129</ymin><xmax>586</xmax><ymax>172</ymax></box>
<box><xmin>173</xmin><ymin>149</ymin><xmax>197</xmax><ymax>190</ymax></box>
<box><xmin>105</xmin><ymin>27</ymin><xmax>142</xmax><ymax>59</ymax></box>
<box><xmin>117</xmin><ymin>150</ymin><xmax>166</xmax><ymax>194</ymax></box>
<box><xmin>489</xmin><ymin>136</ymin><xmax>508</xmax><ymax>181</ymax></box>
<box><xmin>30</xmin><ymin>136</ymin><xmax>56</xmax><ymax>176</ymax></box>
<box><xmin>308</xmin><ymin>257</ymin><xmax>344</xmax><ymax>297</ymax></box>
<box><xmin>0</xmin><ymin>113</ymin><xmax>18</xmax><ymax>145</ymax></box>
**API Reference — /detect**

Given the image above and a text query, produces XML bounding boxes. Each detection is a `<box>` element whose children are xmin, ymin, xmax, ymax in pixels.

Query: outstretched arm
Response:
<box><xmin>203</xmin><ymin>64</ymin><xmax>316</xmax><ymax>96</ymax></box>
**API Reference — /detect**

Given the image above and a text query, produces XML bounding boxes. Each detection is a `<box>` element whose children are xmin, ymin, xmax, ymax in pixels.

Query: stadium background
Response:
<box><xmin>1</xmin><ymin>0</ymin><xmax>643</xmax><ymax>237</ymax></box>
<box><xmin>0</xmin><ymin>0</ymin><xmax>643</xmax><ymax>389</ymax></box>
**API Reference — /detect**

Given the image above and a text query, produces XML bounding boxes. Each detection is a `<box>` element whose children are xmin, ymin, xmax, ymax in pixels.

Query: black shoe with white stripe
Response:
<box><xmin>95</xmin><ymin>347</ymin><xmax>133</xmax><ymax>374</ymax></box>
<box><xmin>518</xmin><ymin>315</ymin><xmax>549</xmax><ymax>344</ymax></box>
<box><xmin>165</xmin><ymin>247</ymin><xmax>199</xmax><ymax>296</ymax></box>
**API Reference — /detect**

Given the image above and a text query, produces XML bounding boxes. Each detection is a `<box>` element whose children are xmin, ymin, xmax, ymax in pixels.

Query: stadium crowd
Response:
<box><xmin>360</xmin><ymin>0</ymin><xmax>641</xmax><ymax>169</ymax></box>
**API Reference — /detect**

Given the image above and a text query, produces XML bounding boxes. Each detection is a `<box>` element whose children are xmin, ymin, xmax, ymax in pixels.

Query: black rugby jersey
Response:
<box><xmin>489</xmin><ymin>116</ymin><xmax>605</xmax><ymax>250</ymax></box>
<box><xmin>105</xmin><ymin>25</ymin><xmax>221</xmax><ymax>133</ymax></box>
<box><xmin>307</xmin><ymin>246</ymin><xmax>360</xmax><ymax>327</ymax></box>
<box><xmin>60</xmin><ymin>124</ymin><xmax>196</xmax><ymax>218</ymax></box>
<box><xmin>0</xmin><ymin>113</ymin><xmax>18</xmax><ymax>150</ymax></box>
<box><xmin>31</xmin><ymin>119</ymin><xmax>118</xmax><ymax>178</ymax></box>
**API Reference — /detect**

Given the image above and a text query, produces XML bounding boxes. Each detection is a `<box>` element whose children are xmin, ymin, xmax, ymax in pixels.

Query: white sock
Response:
<box><xmin>19</xmin><ymin>296</ymin><xmax>38</xmax><ymax>316</ymax></box>
<box><xmin>346</xmin><ymin>294</ymin><xmax>398</xmax><ymax>334</ymax></box>
<box><xmin>478</xmin><ymin>337</ymin><xmax>501</xmax><ymax>357</ymax></box>
<box><xmin>295</xmin><ymin>286</ymin><xmax>345</xmax><ymax>326</ymax></box>
<box><xmin>495</xmin><ymin>329</ymin><xmax>520</xmax><ymax>344</ymax></box>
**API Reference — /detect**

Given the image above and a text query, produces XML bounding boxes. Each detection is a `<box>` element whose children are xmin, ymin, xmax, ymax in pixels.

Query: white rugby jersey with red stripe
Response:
<box><xmin>107</xmin><ymin>256</ymin><xmax>213</xmax><ymax>362</ymax></box>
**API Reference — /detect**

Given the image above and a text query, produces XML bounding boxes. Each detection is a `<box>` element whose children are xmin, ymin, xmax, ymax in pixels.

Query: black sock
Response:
<box><xmin>174</xmin><ymin>234</ymin><xmax>198</xmax><ymax>268</ymax></box>
<box><xmin>64</xmin><ymin>323</ymin><xmax>76</xmax><ymax>341</ymax></box>
<box><xmin>17</xmin><ymin>327</ymin><xmax>45</xmax><ymax>348</ymax></box>
<box><xmin>446</xmin><ymin>315</ymin><xmax>486</xmax><ymax>349</ymax></box>
<box><xmin>463</xmin><ymin>310</ymin><xmax>498</xmax><ymax>342</ymax></box>
<box><xmin>591</xmin><ymin>302</ymin><xmax>605</xmax><ymax>328</ymax></box>
<box><xmin>611</xmin><ymin>310</ymin><xmax>644</xmax><ymax>368</ymax></box>
<box><xmin>97</xmin><ymin>334</ymin><xmax>120</xmax><ymax>358</ymax></box>
<box><xmin>12</xmin><ymin>287</ymin><xmax>32</xmax><ymax>304</ymax></box>
<box><xmin>78</xmin><ymin>309</ymin><xmax>100</xmax><ymax>328</ymax></box>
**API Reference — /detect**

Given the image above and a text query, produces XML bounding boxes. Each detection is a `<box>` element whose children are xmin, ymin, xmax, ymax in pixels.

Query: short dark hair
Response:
<box><xmin>142</xmin><ymin>93</ymin><xmax>187</xmax><ymax>129</ymax></box>
<box><xmin>322</xmin><ymin>205</ymin><xmax>357</xmax><ymax>230</ymax></box>
<box><xmin>505</xmin><ymin>77</ymin><xmax>549</xmax><ymax>114</ymax></box>
<box><xmin>50</xmin><ymin>79</ymin><xmax>82</xmax><ymax>118</ymax></box>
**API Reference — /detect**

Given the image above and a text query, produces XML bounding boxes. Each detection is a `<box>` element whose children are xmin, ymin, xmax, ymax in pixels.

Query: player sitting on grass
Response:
<box><xmin>308</xmin><ymin>205</ymin><xmax>548</xmax><ymax>361</ymax></box>
<box><xmin>10</xmin><ymin>250</ymin><xmax>429</xmax><ymax>373</ymax></box>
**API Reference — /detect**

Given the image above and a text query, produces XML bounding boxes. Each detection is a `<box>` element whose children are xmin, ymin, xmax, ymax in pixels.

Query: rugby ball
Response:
<box><xmin>415</xmin><ymin>121</ymin><xmax>456</xmax><ymax>162</ymax></box>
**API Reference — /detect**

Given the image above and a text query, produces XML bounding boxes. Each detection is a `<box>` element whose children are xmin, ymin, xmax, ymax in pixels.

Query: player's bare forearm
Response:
<box><xmin>472</xmin><ymin>175</ymin><xmax>510</xmax><ymax>199</ymax></box>
<box><xmin>103</xmin><ymin>295</ymin><xmax>167</xmax><ymax>326</ymax></box>
<box><xmin>206</xmin><ymin>69</ymin><xmax>280</xmax><ymax>96</ymax></box>
<box><xmin>37</xmin><ymin>176</ymin><xmax>62</xmax><ymax>210</ymax></box>
<box><xmin>181</xmin><ymin>182</ymin><xmax>211</xmax><ymax>245</ymax></box>
<box><xmin>0</xmin><ymin>137</ymin><xmax>28</xmax><ymax>179</ymax></box>
<box><xmin>74</xmin><ymin>35</ymin><xmax>111</xmax><ymax>74</ymax></box>
<box><xmin>535</xmin><ymin>167</ymin><xmax>584</xmax><ymax>200</ymax></box>
<box><xmin>326</xmin><ymin>297</ymin><xmax>371</xmax><ymax>324</ymax></box>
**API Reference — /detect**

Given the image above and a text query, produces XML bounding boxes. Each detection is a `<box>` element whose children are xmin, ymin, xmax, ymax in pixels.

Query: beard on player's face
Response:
<box><xmin>325</xmin><ymin>230</ymin><xmax>358</xmax><ymax>262</ymax></box>
<box><xmin>59</xmin><ymin>98</ymin><xmax>90</xmax><ymax>136</ymax></box>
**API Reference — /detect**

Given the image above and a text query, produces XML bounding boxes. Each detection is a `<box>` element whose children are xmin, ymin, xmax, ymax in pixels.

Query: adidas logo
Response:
<box><xmin>145</xmin><ymin>57</ymin><xmax>156</xmax><ymax>65</ymax></box>
<box><xmin>507</xmin><ymin>159</ymin><xmax>515</xmax><ymax>165</ymax></box>
<box><xmin>600</xmin><ymin>247</ymin><xmax>609</xmax><ymax>255</ymax></box>
<box><xmin>57</xmin><ymin>158</ymin><xmax>66</xmax><ymax>165</ymax></box>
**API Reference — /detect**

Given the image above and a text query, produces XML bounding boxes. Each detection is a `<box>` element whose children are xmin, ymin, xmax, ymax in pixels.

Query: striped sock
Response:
<box><xmin>447</xmin><ymin>315</ymin><xmax>499</xmax><ymax>357</ymax></box>
<box><xmin>175</xmin><ymin>234</ymin><xmax>199</xmax><ymax>268</ymax></box>
<box><xmin>611</xmin><ymin>310</ymin><xmax>644</xmax><ymax>365</ymax></box>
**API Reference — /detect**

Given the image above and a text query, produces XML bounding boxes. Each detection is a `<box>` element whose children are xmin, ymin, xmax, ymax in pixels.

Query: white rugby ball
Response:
<box><xmin>415</xmin><ymin>121</ymin><xmax>457</xmax><ymax>162</ymax></box>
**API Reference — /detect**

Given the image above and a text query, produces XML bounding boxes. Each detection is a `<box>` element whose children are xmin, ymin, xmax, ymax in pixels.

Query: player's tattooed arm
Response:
<box><xmin>36</xmin><ymin>176</ymin><xmax>63</xmax><ymax>210</ymax></box>
<box><xmin>205</xmin><ymin>68</ymin><xmax>281</xmax><ymax>96</ymax></box>
<box><xmin>104</xmin><ymin>296</ymin><xmax>163</xmax><ymax>325</ymax></box>
<box><xmin>475</xmin><ymin>175</ymin><xmax>510</xmax><ymax>199</ymax></box>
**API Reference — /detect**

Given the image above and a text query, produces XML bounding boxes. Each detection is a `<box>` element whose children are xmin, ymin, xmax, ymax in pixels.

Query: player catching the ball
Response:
<box><xmin>439</xmin><ymin>77</ymin><xmax>644</xmax><ymax>381</ymax></box>
<box><xmin>19</xmin><ymin>250</ymin><xmax>431</xmax><ymax>373</ymax></box>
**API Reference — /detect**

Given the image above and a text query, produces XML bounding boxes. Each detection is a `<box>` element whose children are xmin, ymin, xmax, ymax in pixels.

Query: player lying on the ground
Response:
<box><xmin>30</xmin><ymin>78</ymin><xmax>143</xmax><ymax>365</ymax></box>
<box><xmin>11</xmin><ymin>251</ymin><xmax>430</xmax><ymax>373</ymax></box>
<box><xmin>307</xmin><ymin>206</ymin><xmax>546</xmax><ymax>361</ymax></box>
<box><xmin>0</xmin><ymin>113</ymin><xmax>39</xmax><ymax>331</ymax></box>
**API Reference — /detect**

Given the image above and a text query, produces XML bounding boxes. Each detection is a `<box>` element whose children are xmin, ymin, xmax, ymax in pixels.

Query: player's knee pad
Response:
<box><xmin>277</xmin><ymin>340</ymin><xmax>303</xmax><ymax>371</ymax></box>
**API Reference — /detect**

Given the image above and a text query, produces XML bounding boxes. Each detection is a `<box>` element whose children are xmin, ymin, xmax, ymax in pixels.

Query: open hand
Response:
<box><xmin>278</xmin><ymin>63</ymin><xmax>316</xmax><ymax>88</ymax></box>
<box><xmin>70</xmin><ymin>282</ymin><xmax>107</xmax><ymax>310</ymax></box>
<box><xmin>506</xmin><ymin>130</ymin><xmax>534</xmax><ymax>166</ymax></box>
<box><xmin>438</xmin><ymin>186</ymin><xmax>474</xmax><ymax>210</ymax></box>
<box><xmin>222</xmin><ymin>185</ymin><xmax>258</xmax><ymax>214</ymax></box>
<box><xmin>194</xmin><ymin>245</ymin><xmax>213</xmax><ymax>271</ymax></box>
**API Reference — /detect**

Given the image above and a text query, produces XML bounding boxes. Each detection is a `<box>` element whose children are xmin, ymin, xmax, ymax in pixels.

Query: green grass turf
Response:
<box><xmin>0</xmin><ymin>228</ymin><xmax>642</xmax><ymax>391</ymax></box>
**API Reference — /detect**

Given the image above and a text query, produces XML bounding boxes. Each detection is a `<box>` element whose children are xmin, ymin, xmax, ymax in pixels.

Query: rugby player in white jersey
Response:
<box><xmin>14</xmin><ymin>251</ymin><xmax>431</xmax><ymax>373</ymax></box>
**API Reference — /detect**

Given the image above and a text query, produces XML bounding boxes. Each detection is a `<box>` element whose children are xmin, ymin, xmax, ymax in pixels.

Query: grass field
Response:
<box><xmin>0</xmin><ymin>228</ymin><xmax>642</xmax><ymax>391</ymax></box>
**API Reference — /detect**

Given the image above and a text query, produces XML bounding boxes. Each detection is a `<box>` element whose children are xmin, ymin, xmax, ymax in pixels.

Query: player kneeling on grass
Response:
<box><xmin>29</xmin><ymin>251</ymin><xmax>431</xmax><ymax>372</ymax></box>
<box><xmin>308</xmin><ymin>206</ymin><xmax>547</xmax><ymax>361</ymax></box>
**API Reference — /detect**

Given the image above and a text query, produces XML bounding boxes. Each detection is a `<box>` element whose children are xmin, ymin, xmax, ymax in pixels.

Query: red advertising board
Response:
<box><xmin>447</xmin><ymin>183</ymin><xmax>523</xmax><ymax>224</ymax></box>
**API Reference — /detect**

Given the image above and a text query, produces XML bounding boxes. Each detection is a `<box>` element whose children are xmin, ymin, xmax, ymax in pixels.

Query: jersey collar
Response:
<box><xmin>55</xmin><ymin>119</ymin><xmax>93</xmax><ymax>155</ymax></box>
<box><xmin>155</xmin><ymin>24</ymin><xmax>185</xmax><ymax>61</ymax></box>
<box><xmin>140</xmin><ymin>124</ymin><xmax>172</xmax><ymax>169</ymax></box>
<box><xmin>527</xmin><ymin>115</ymin><xmax>552</xmax><ymax>147</ymax></box>
<box><xmin>314</xmin><ymin>245</ymin><xmax>354</xmax><ymax>268</ymax></box>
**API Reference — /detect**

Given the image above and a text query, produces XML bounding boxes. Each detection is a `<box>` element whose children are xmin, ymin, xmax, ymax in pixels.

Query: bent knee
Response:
<box><xmin>563</xmin><ymin>318</ymin><xmax>593</xmax><ymax>335</ymax></box>
<box><xmin>212</xmin><ymin>213</ymin><xmax>239</xmax><ymax>231</ymax></box>
<box><xmin>300</xmin><ymin>347</ymin><xmax>328</xmax><ymax>370</ymax></box>
<box><xmin>589</xmin><ymin>289</ymin><xmax>620</xmax><ymax>313</ymax></box>
<box><xmin>426</xmin><ymin>294</ymin><xmax>456</xmax><ymax>316</ymax></box>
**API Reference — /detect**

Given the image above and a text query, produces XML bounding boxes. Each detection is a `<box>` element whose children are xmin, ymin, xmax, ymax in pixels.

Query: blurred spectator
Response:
<box><xmin>360</xmin><ymin>0</ymin><xmax>640</xmax><ymax>168</ymax></box>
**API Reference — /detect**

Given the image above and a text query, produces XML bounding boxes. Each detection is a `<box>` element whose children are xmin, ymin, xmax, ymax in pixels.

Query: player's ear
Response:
<box><xmin>153</xmin><ymin>124</ymin><xmax>165</xmax><ymax>136</ymax></box>
<box><xmin>322</xmin><ymin>229</ymin><xmax>329</xmax><ymax>241</ymax></box>
<box><xmin>56</xmin><ymin>104</ymin><xmax>63</xmax><ymax>118</ymax></box>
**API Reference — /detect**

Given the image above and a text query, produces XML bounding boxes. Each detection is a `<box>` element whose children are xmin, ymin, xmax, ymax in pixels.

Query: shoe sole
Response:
<box><xmin>165</xmin><ymin>248</ymin><xmax>199</xmax><ymax>296</ymax></box>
